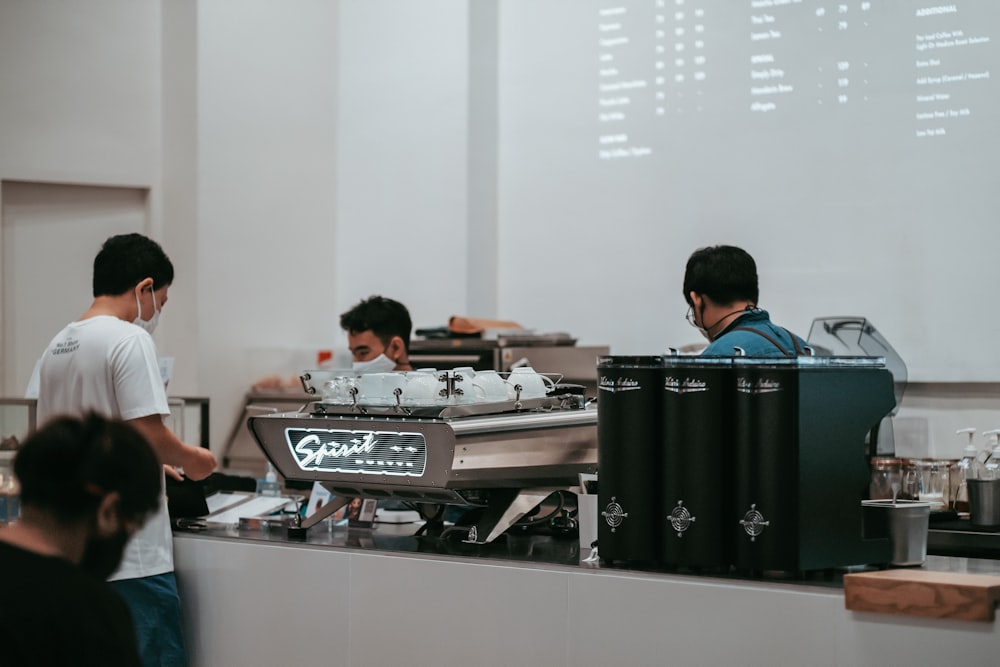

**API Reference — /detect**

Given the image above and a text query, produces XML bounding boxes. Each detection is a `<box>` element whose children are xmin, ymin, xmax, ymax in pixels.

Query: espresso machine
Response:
<box><xmin>247</xmin><ymin>379</ymin><xmax>598</xmax><ymax>545</ymax></box>
<box><xmin>597</xmin><ymin>347</ymin><xmax>897</xmax><ymax>573</ymax></box>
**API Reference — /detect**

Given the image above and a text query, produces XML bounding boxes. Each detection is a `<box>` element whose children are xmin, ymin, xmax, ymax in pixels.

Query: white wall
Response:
<box><xmin>333</xmin><ymin>0</ymin><xmax>470</xmax><ymax>331</ymax></box>
<box><xmin>0</xmin><ymin>0</ymin><xmax>160</xmax><ymax>186</ymax></box>
<box><xmin>0</xmin><ymin>0</ymin><xmax>201</xmax><ymax>401</ymax></box>
<box><xmin>196</xmin><ymin>0</ymin><xmax>340</xmax><ymax>447</ymax></box>
<box><xmin>197</xmin><ymin>0</ymin><xmax>470</xmax><ymax>447</ymax></box>
<box><xmin>160</xmin><ymin>0</ymin><xmax>201</xmax><ymax>400</ymax></box>
<box><xmin>1</xmin><ymin>0</ymin><xmax>997</xmax><ymax>461</ymax></box>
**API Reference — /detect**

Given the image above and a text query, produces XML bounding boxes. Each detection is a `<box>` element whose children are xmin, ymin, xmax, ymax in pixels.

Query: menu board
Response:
<box><xmin>497</xmin><ymin>0</ymin><xmax>999</xmax><ymax>381</ymax></box>
<box><xmin>591</xmin><ymin>1</ymin><xmax>993</xmax><ymax>153</ymax></box>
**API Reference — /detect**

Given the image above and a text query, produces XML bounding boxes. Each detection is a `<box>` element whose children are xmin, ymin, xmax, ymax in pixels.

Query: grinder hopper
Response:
<box><xmin>807</xmin><ymin>317</ymin><xmax>907</xmax><ymax>456</ymax></box>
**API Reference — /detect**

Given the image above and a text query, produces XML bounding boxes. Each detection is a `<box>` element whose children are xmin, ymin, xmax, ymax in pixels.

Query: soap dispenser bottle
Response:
<box><xmin>950</xmin><ymin>427</ymin><xmax>978</xmax><ymax>512</ymax></box>
<box><xmin>256</xmin><ymin>463</ymin><xmax>282</xmax><ymax>497</ymax></box>
<box><xmin>981</xmin><ymin>430</ymin><xmax>1000</xmax><ymax>481</ymax></box>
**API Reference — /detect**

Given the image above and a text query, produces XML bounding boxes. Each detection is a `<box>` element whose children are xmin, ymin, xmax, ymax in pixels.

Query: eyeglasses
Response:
<box><xmin>685</xmin><ymin>305</ymin><xmax>697</xmax><ymax>328</ymax></box>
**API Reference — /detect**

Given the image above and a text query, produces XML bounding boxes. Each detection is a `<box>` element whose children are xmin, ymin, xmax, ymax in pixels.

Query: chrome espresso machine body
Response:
<box><xmin>247</xmin><ymin>373</ymin><xmax>597</xmax><ymax>544</ymax></box>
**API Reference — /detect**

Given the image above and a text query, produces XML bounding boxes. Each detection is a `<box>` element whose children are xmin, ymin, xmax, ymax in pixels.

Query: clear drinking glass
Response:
<box><xmin>869</xmin><ymin>457</ymin><xmax>902</xmax><ymax>500</ymax></box>
<box><xmin>916</xmin><ymin>459</ymin><xmax>948</xmax><ymax>511</ymax></box>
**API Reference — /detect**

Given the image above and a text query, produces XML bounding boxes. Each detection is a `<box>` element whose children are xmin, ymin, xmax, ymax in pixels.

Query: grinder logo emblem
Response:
<box><xmin>739</xmin><ymin>503</ymin><xmax>770</xmax><ymax>542</ymax></box>
<box><xmin>664</xmin><ymin>377</ymin><xmax>709</xmax><ymax>394</ymax></box>
<box><xmin>601</xmin><ymin>496</ymin><xmax>629</xmax><ymax>532</ymax></box>
<box><xmin>598</xmin><ymin>376</ymin><xmax>642</xmax><ymax>393</ymax></box>
<box><xmin>669</xmin><ymin>500</ymin><xmax>696</xmax><ymax>538</ymax></box>
<box><xmin>736</xmin><ymin>377</ymin><xmax>783</xmax><ymax>395</ymax></box>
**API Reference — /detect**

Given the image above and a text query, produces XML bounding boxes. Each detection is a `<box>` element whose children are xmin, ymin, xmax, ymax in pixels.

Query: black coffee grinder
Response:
<box><xmin>597</xmin><ymin>320</ymin><xmax>902</xmax><ymax>573</ymax></box>
<box><xmin>596</xmin><ymin>356</ymin><xmax>666</xmax><ymax>563</ymax></box>
<box><xmin>731</xmin><ymin>356</ymin><xmax>895</xmax><ymax>573</ymax></box>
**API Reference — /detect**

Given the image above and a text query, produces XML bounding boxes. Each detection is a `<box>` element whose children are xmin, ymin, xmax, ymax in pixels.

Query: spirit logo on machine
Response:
<box><xmin>285</xmin><ymin>427</ymin><xmax>427</xmax><ymax>476</ymax></box>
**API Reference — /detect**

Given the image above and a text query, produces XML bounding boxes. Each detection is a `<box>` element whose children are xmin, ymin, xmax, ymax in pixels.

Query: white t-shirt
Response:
<box><xmin>33</xmin><ymin>315</ymin><xmax>174</xmax><ymax>581</ymax></box>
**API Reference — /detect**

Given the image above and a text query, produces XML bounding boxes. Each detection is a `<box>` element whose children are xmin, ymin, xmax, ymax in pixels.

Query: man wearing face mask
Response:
<box><xmin>683</xmin><ymin>245</ymin><xmax>807</xmax><ymax>357</ymax></box>
<box><xmin>0</xmin><ymin>412</ymin><xmax>162</xmax><ymax>667</ymax></box>
<box><xmin>339</xmin><ymin>295</ymin><xmax>414</xmax><ymax>372</ymax></box>
<box><xmin>29</xmin><ymin>232</ymin><xmax>216</xmax><ymax>667</ymax></box>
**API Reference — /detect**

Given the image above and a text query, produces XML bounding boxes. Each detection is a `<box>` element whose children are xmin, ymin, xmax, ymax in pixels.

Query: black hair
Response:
<box><xmin>14</xmin><ymin>413</ymin><xmax>161</xmax><ymax>523</ymax></box>
<box><xmin>683</xmin><ymin>245</ymin><xmax>760</xmax><ymax>307</ymax></box>
<box><xmin>92</xmin><ymin>233</ymin><xmax>174</xmax><ymax>298</ymax></box>
<box><xmin>339</xmin><ymin>295</ymin><xmax>413</xmax><ymax>354</ymax></box>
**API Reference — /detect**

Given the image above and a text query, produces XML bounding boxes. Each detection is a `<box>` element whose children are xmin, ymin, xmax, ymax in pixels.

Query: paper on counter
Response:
<box><xmin>205</xmin><ymin>491</ymin><xmax>254</xmax><ymax>515</ymax></box>
<box><xmin>304</xmin><ymin>481</ymin><xmax>332</xmax><ymax>518</ymax></box>
<box><xmin>205</xmin><ymin>495</ymin><xmax>294</xmax><ymax>526</ymax></box>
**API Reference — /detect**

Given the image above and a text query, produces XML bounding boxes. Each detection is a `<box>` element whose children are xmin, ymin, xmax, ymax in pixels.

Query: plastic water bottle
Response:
<box><xmin>0</xmin><ymin>461</ymin><xmax>20</xmax><ymax>525</ymax></box>
<box><xmin>256</xmin><ymin>463</ymin><xmax>282</xmax><ymax>497</ymax></box>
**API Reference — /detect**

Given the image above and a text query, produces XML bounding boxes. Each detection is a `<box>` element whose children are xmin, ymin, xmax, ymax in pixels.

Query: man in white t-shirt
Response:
<box><xmin>31</xmin><ymin>233</ymin><xmax>216</xmax><ymax>667</ymax></box>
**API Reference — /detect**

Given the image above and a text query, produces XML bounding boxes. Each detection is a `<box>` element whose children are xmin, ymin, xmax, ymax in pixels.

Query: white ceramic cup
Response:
<box><xmin>401</xmin><ymin>371</ymin><xmax>444</xmax><ymax>405</ymax></box>
<box><xmin>507</xmin><ymin>367</ymin><xmax>554</xmax><ymax>399</ymax></box>
<box><xmin>448</xmin><ymin>367</ymin><xmax>477</xmax><ymax>403</ymax></box>
<box><xmin>471</xmin><ymin>370</ymin><xmax>512</xmax><ymax>402</ymax></box>
<box><xmin>357</xmin><ymin>372</ymin><xmax>407</xmax><ymax>405</ymax></box>
<box><xmin>321</xmin><ymin>375</ymin><xmax>358</xmax><ymax>404</ymax></box>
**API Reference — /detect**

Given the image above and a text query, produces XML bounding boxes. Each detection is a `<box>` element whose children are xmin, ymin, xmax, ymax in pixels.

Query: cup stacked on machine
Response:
<box><xmin>319</xmin><ymin>367</ymin><xmax>556</xmax><ymax>407</ymax></box>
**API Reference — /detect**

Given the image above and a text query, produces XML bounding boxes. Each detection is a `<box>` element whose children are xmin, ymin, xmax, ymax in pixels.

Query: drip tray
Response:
<box><xmin>928</xmin><ymin>519</ymin><xmax>1000</xmax><ymax>559</ymax></box>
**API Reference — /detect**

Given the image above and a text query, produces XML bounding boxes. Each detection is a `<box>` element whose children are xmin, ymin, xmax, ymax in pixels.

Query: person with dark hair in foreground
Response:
<box><xmin>29</xmin><ymin>232</ymin><xmax>216</xmax><ymax>667</ymax></box>
<box><xmin>0</xmin><ymin>413</ymin><xmax>162</xmax><ymax>667</ymax></box>
<box><xmin>339</xmin><ymin>295</ymin><xmax>414</xmax><ymax>372</ymax></box>
<box><xmin>683</xmin><ymin>245</ymin><xmax>807</xmax><ymax>357</ymax></box>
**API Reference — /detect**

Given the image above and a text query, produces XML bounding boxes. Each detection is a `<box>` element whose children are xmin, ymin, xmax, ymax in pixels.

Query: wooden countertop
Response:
<box><xmin>844</xmin><ymin>568</ymin><xmax>1000</xmax><ymax>622</ymax></box>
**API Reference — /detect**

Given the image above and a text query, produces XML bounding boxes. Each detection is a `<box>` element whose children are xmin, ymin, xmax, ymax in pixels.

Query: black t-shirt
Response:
<box><xmin>0</xmin><ymin>541</ymin><xmax>142</xmax><ymax>667</ymax></box>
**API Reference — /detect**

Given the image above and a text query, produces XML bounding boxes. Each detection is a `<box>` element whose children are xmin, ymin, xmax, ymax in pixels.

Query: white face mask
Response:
<box><xmin>686</xmin><ymin>304</ymin><xmax>711</xmax><ymax>340</ymax></box>
<box><xmin>687</xmin><ymin>303</ymin><xmax>751</xmax><ymax>342</ymax></box>
<box><xmin>353</xmin><ymin>353</ymin><xmax>396</xmax><ymax>373</ymax></box>
<box><xmin>133</xmin><ymin>289</ymin><xmax>160</xmax><ymax>335</ymax></box>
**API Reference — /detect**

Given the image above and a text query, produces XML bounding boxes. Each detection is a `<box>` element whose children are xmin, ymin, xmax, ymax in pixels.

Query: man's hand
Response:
<box><xmin>183</xmin><ymin>446</ymin><xmax>218</xmax><ymax>481</ymax></box>
<box><xmin>164</xmin><ymin>465</ymin><xmax>184</xmax><ymax>482</ymax></box>
<box><xmin>129</xmin><ymin>414</ymin><xmax>218</xmax><ymax>480</ymax></box>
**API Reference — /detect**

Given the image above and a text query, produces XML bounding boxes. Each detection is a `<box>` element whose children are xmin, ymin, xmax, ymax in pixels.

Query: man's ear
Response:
<box><xmin>689</xmin><ymin>292</ymin><xmax>703</xmax><ymax>310</ymax></box>
<box><xmin>386</xmin><ymin>336</ymin><xmax>405</xmax><ymax>362</ymax></box>
<box><xmin>94</xmin><ymin>491</ymin><xmax>124</xmax><ymax>538</ymax></box>
<box><xmin>133</xmin><ymin>277</ymin><xmax>154</xmax><ymax>297</ymax></box>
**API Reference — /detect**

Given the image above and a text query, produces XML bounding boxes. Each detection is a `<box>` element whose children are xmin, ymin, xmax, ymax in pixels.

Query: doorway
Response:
<box><xmin>1</xmin><ymin>180</ymin><xmax>148</xmax><ymax>396</ymax></box>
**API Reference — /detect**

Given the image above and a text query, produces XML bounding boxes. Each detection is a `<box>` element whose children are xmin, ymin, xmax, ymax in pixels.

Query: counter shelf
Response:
<box><xmin>172</xmin><ymin>518</ymin><xmax>1000</xmax><ymax>593</ymax></box>
<box><xmin>172</xmin><ymin>523</ymin><xmax>1000</xmax><ymax>667</ymax></box>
